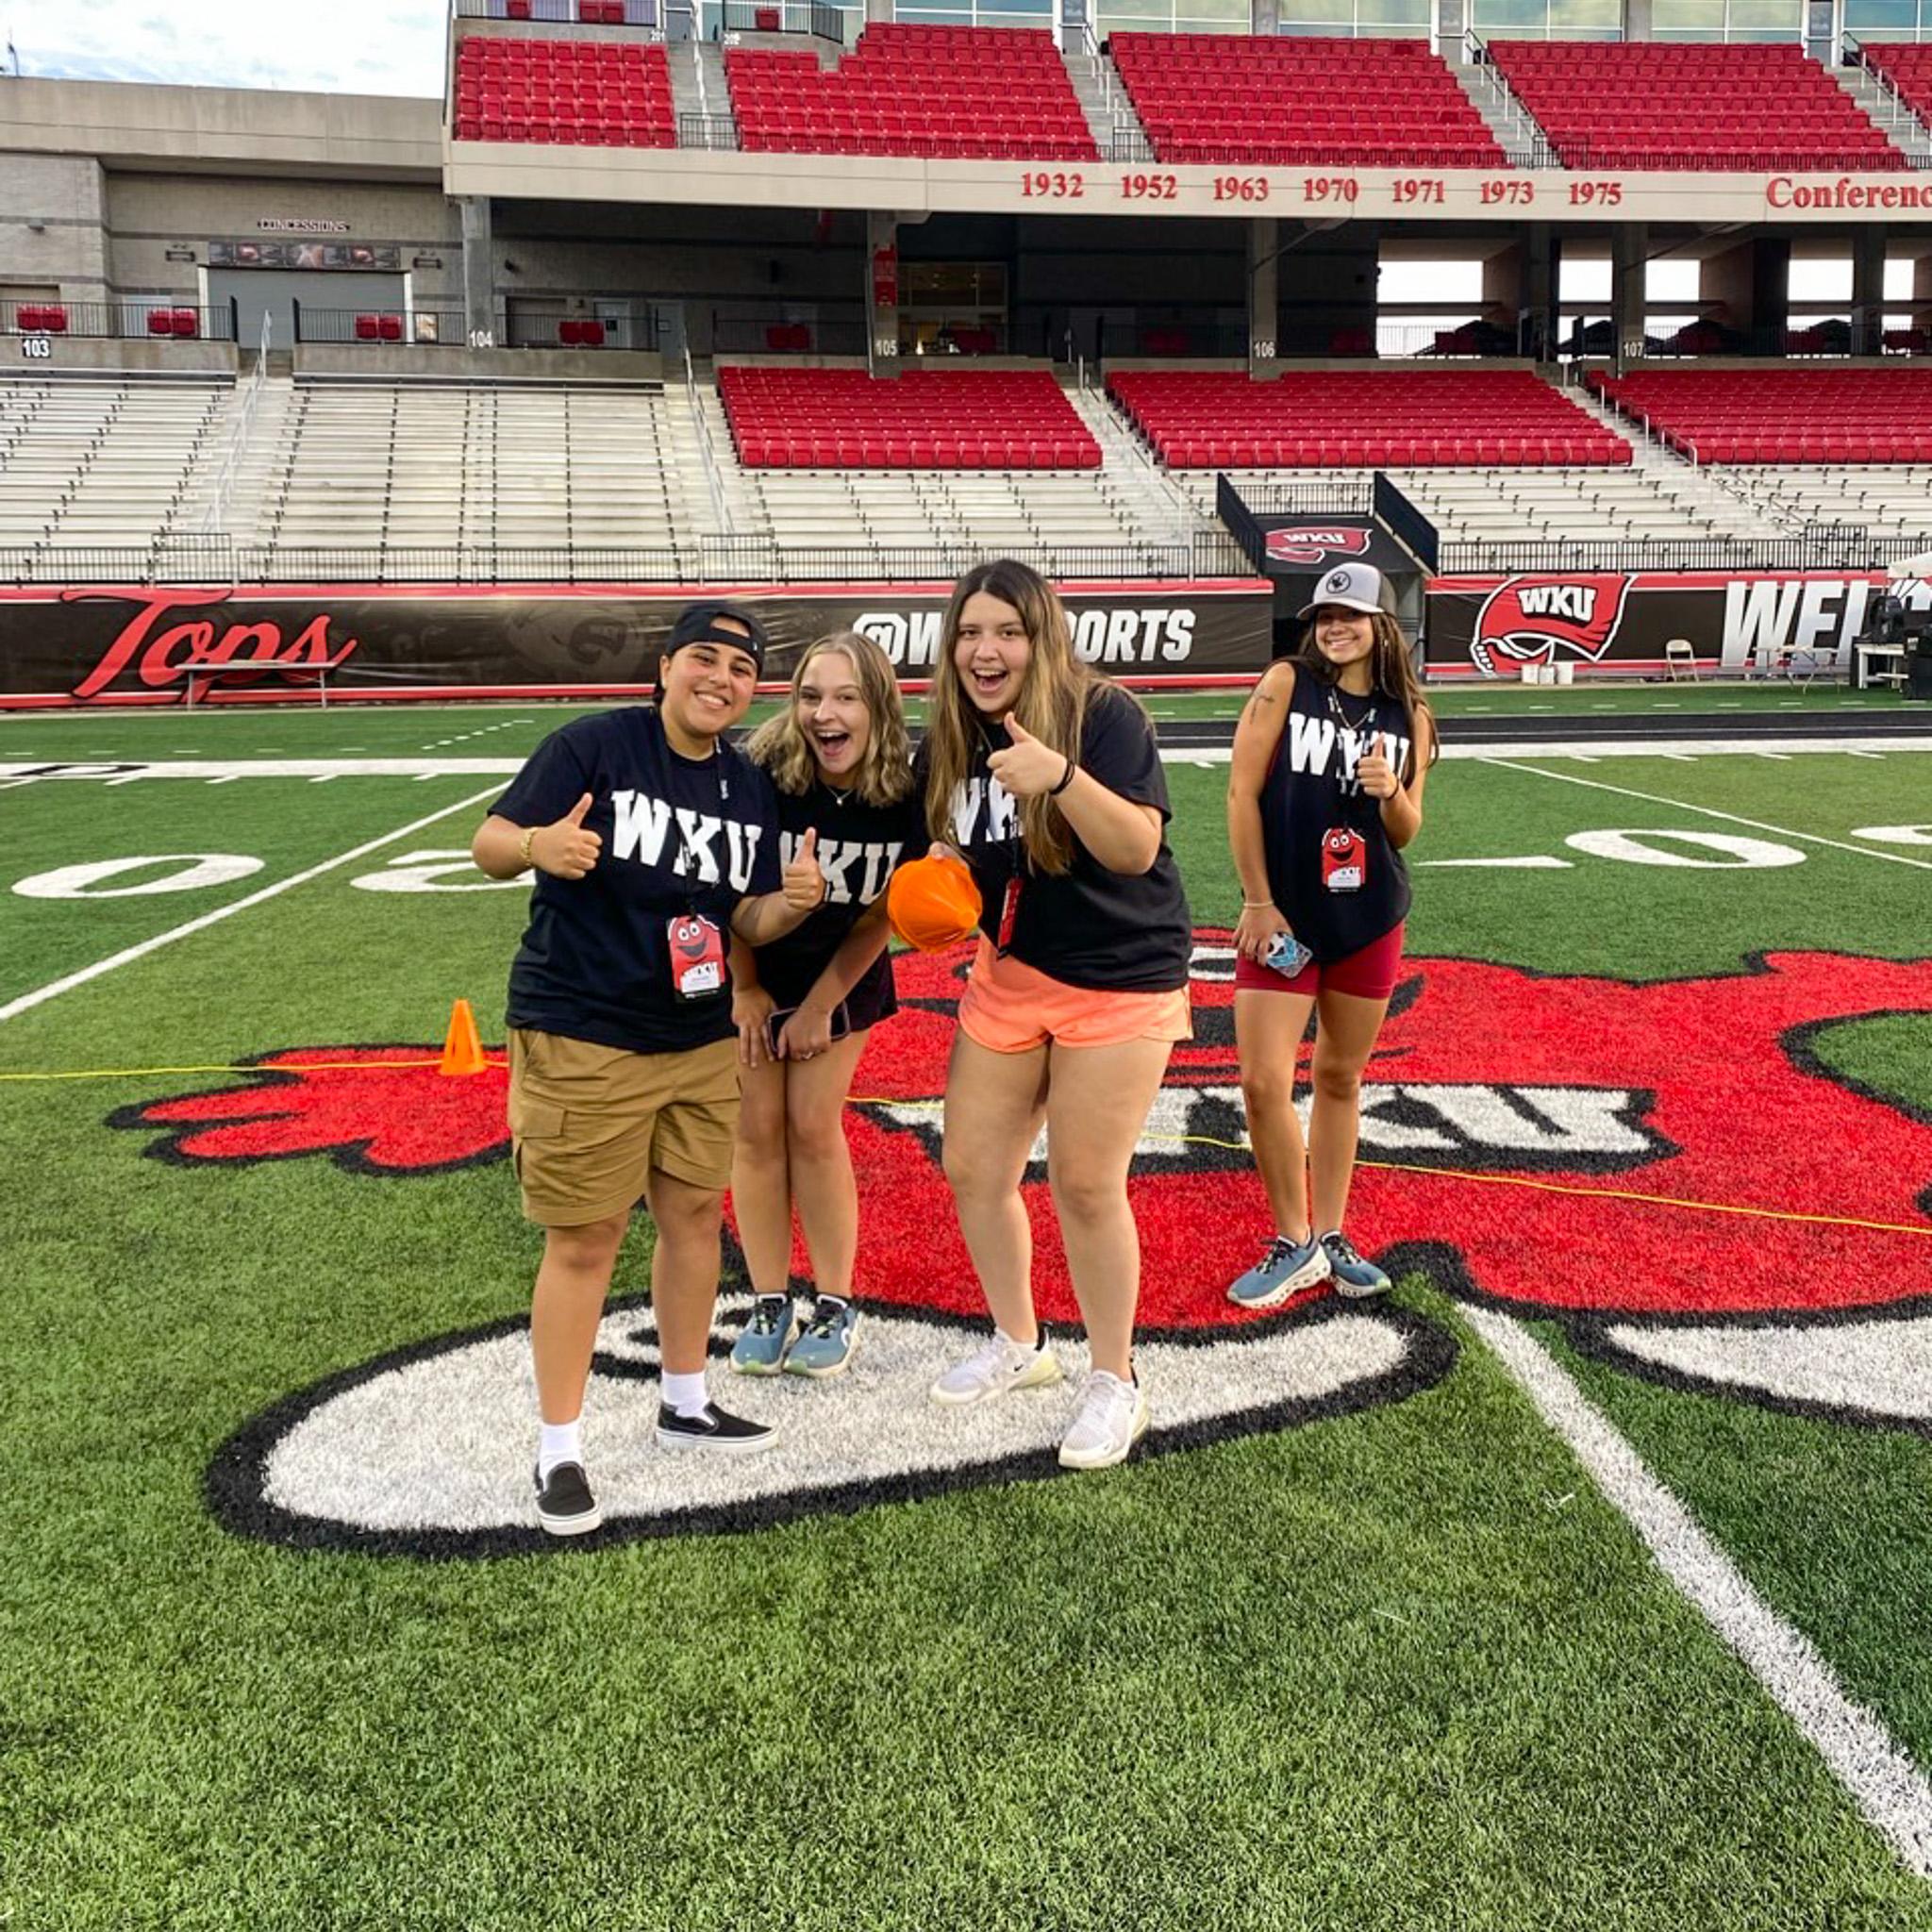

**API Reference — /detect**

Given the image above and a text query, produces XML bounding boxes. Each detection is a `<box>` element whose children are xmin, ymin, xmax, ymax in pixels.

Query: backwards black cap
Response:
<box><xmin>661</xmin><ymin>600</ymin><xmax>769</xmax><ymax>673</ymax></box>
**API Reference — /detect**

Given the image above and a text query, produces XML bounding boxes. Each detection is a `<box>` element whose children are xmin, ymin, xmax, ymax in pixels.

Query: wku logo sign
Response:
<box><xmin>1265</xmin><ymin>525</ymin><xmax>1374</xmax><ymax>567</ymax></box>
<box><xmin>1471</xmin><ymin>574</ymin><xmax>1633</xmax><ymax>675</ymax></box>
<box><xmin>113</xmin><ymin>939</ymin><xmax>1932</xmax><ymax>1558</ymax></box>
<box><xmin>64</xmin><ymin>589</ymin><xmax>359</xmax><ymax>703</ymax></box>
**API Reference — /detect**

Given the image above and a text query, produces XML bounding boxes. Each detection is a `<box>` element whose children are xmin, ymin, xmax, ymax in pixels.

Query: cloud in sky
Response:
<box><xmin>9</xmin><ymin>0</ymin><xmax>447</xmax><ymax>95</ymax></box>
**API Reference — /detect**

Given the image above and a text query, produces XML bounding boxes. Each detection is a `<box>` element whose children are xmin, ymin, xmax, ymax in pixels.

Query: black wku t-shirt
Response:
<box><xmin>924</xmin><ymin>683</ymin><xmax>1192</xmax><ymax>993</ymax></box>
<box><xmin>1259</xmin><ymin>670</ymin><xmax>1413</xmax><ymax>963</ymax></box>
<box><xmin>753</xmin><ymin>780</ymin><xmax>924</xmax><ymax>1008</ymax></box>
<box><xmin>491</xmin><ymin>707</ymin><xmax>781</xmax><ymax>1055</ymax></box>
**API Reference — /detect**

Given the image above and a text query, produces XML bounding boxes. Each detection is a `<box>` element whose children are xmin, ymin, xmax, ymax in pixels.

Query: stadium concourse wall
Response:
<box><xmin>0</xmin><ymin>567</ymin><xmax>1912</xmax><ymax>708</ymax></box>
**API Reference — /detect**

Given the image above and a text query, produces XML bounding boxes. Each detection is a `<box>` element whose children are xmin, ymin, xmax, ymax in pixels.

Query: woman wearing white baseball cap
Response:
<box><xmin>1223</xmin><ymin>560</ymin><xmax>1439</xmax><ymax>1310</ymax></box>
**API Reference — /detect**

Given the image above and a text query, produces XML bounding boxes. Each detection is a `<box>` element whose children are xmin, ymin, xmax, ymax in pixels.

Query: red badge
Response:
<box><xmin>1322</xmin><ymin>827</ymin><xmax>1367</xmax><ymax>893</ymax></box>
<box><xmin>995</xmin><ymin>875</ymin><xmax>1023</xmax><ymax>956</ymax></box>
<box><xmin>666</xmin><ymin>914</ymin><xmax>726</xmax><ymax>1000</ymax></box>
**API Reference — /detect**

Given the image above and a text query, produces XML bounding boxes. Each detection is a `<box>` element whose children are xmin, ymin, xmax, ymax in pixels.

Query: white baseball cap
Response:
<box><xmin>1297</xmin><ymin>561</ymin><xmax>1392</xmax><ymax>620</ymax></box>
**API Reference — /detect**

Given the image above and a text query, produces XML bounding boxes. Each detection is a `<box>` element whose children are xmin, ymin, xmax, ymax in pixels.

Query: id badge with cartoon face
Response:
<box><xmin>1321</xmin><ymin>826</ymin><xmax>1367</xmax><ymax>893</ymax></box>
<box><xmin>666</xmin><ymin>913</ymin><xmax>726</xmax><ymax>1000</ymax></box>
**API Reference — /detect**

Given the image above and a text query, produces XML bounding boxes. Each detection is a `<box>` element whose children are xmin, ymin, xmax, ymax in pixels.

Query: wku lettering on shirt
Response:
<box><xmin>778</xmin><ymin>830</ymin><xmax>902</xmax><ymax>906</ymax></box>
<box><xmin>610</xmin><ymin>789</ymin><xmax>765</xmax><ymax>891</ymax></box>
<box><xmin>1284</xmin><ymin>714</ymin><xmax>1412</xmax><ymax>795</ymax></box>
<box><xmin>948</xmin><ymin>775</ymin><xmax>1021</xmax><ymax>848</ymax></box>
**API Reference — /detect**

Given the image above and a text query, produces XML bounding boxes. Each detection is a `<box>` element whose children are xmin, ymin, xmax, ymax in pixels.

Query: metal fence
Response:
<box><xmin>0</xmin><ymin>530</ymin><xmax>1248</xmax><ymax>587</ymax></box>
<box><xmin>1436</xmin><ymin>530</ymin><xmax>1932</xmax><ymax>575</ymax></box>
<box><xmin>710</xmin><ymin>315</ymin><xmax>869</xmax><ymax>358</ymax></box>
<box><xmin>453</xmin><ymin>0</ymin><xmax>659</xmax><ymax>22</ymax></box>
<box><xmin>677</xmin><ymin>112</ymin><xmax>741</xmax><ymax>151</ymax></box>
<box><xmin>291</xmin><ymin>306</ymin><xmax>471</xmax><ymax>347</ymax></box>
<box><xmin>720</xmin><ymin>0</ymin><xmax>844</xmax><ymax>40</ymax></box>
<box><xmin>3</xmin><ymin>299</ymin><xmax>237</xmax><ymax>342</ymax></box>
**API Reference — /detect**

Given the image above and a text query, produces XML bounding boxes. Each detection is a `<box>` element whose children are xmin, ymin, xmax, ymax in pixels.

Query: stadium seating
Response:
<box><xmin>1591</xmin><ymin>367</ymin><xmax>1932</xmax><ymax>463</ymax></box>
<box><xmin>726</xmin><ymin>25</ymin><xmax>1096</xmax><ymax>161</ymax></box>
<box><xmin>1109</xmin><ymin>33</ymin><xmax>1504</xmax><ymax>169</ymax></box>
<box><xmin>1488</xmin><ymin>41</ymin><xmax>1903</xmax><ymax>171</ymax></box>
<box><xmin>717</xmin><ymin>367</ymin><xmax>1101</xmax><ymax>469</ymax></box>
<box><xmin>0</xmin><ymin>376</ymin><xmax>230</xmax><ymax>550</ymax></box>
<box><xmin>452</xmin><ymin>37</ymin><xmax>675</xmax><ymax>147</ymax></box>
<box><xmin>1863</xmin><ymin>41</ymin><xmax>1932</xmax><ymax>131</ymax></box>
<box><xmin>1107</xmin><ymin>370</ymin><xmax>1628</xmax><ymax>468</ymax></box>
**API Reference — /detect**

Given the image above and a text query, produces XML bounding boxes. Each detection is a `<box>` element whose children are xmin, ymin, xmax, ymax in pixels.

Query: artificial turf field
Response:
<box><xmin>5</xmin><ymin>696</ymin><xmax>1932</xmax><ymax>1930</ymax></box>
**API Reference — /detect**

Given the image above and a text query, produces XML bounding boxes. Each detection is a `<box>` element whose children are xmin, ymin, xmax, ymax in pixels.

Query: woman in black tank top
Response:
<box><xmin>1222</xmin><ymin>563</ymin><xmax>1438</xmax><ymax>1309</ymax></box>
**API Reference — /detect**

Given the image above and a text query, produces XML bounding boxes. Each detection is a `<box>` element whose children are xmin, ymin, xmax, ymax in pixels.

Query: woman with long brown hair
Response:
<box><xmin>1224</xmin><ymin>561</ymin><xmax>1438</xmax><ymax>1309</ymax></box>
<box><xmin>726</xmin><ymin>630</ymin><xmax>921</xmax><ymax>1379</ymax></box>
<box><xmin>919</xmin><ymin>558</ymin><xmax>1192</xmax><ymax>1471</ymax></box>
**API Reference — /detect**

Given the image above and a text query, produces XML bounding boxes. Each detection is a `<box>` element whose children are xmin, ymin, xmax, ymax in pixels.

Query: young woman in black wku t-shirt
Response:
<box><xmin>917</xmin><ymin>558</ymin><xmax>1192</xmax><ymax>1474</ymax></box>
<box><xmin>1224</xmin><ymin>562</ymin><xmax>1438</xmax><ymax>1313</ymax></box>
<box><xmin>471</xmin><ymin>604</ymin><xmax>826</xmax><ymax>1537</ymax></box>
<box><xmin>724</xmin><ymin>630</ymin><xmax>923</xmax><ymax>1382</ymax></box>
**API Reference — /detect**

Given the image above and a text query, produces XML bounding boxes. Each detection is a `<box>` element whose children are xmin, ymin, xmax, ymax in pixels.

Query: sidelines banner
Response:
<box><xmin>1424</xmin><ymin>568</ymin><xmax>1917</xmax><ymax>678</ymax></box>
<box><xmin>0</xmin><ymin>582</ymin><xmax>1275</xmax><ymax>708</ymax></box>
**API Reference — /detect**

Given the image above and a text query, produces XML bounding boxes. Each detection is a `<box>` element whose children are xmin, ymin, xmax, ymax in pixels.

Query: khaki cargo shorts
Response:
<box><xmin>507</xmin><ymin>1027</ymin><xmax>741</xmax><ymax>1227</ymax></box>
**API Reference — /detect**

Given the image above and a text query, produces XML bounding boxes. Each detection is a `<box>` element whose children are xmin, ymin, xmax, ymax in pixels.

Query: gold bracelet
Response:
<box><xmin>518</xmin><ymin>825</ymin><xmax>538</xmax><ymax>869</ymax></box>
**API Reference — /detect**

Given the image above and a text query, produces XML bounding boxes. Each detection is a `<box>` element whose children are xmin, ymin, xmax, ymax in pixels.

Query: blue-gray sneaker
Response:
<box><xmin>1320</xmin><ymin>1231</ymin><xmax>1391</xmax><ymax>1300</ymax></box>
<box><xmin>729</xmin><ymin>1294</ymin><xmax>796</xmax><ymax>1376</ymax></box>
<box><xmin>1225</xmin><ymin>1231</ymin><xmax>1332</xmax><ymax>1309</ymax></box>
<box><xmin>785</xmin><ymin>1297</ymin><xmax>860</xmax><ymax>1379</ymax></box>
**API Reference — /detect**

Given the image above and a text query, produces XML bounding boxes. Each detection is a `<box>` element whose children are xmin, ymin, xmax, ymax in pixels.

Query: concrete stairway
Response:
<box><xmin>1831</xmin><ymin>60</ymin><xmax>1932</xmax><ymax>163</ymax></box>
<box><xmin>1451</xmin><ymin>48</ymin><xmax>1557</xmax><ymax>165</ymax></box>
<box><xmin>1065</xmin><ymin>47</ymin><xmax>1153</xmax><ymax>161</ymax></box>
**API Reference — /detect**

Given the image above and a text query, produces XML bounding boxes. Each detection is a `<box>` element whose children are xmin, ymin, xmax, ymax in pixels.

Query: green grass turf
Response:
<box><xmin>5</xmin><ymin>754</ymin><xmax>1932</xmax><ymax>1925</ymax></box>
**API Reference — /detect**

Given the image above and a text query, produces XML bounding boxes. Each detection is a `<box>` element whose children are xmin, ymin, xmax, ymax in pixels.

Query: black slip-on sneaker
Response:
<box><xmin>655</xmin><ymin>1401</ymin><xmax>775</xmax><ymax>1455</ymax></box>
<box><xmin>533</xmin><ymin>1460</ymin><xmax>603</xmax><ymax>1537</ymax></box>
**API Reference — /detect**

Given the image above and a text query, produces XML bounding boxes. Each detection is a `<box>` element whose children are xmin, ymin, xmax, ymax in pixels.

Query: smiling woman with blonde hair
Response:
<box><xmin>725</xmin><ymin>630</ymin><xmax>923</xmax><ymax>1382</ymax></box>
<box><xmin>916</xmin><ymin>558</ymin><xmax>1192</xmax><ymax>1473</ymax></box>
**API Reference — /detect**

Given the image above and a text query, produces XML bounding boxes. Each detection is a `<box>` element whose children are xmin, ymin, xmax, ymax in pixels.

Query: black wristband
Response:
<box><xmin>1049</xmin><ymin>756</ymin><xmax>1077</xmax><ymax>796</ymax></box>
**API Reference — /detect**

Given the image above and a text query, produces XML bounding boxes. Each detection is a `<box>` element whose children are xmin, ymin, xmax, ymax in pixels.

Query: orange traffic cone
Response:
<box><xmin>439</xmin><ymin>997</ymin><xmax>488</xmax><ymax>1077</ymax></box>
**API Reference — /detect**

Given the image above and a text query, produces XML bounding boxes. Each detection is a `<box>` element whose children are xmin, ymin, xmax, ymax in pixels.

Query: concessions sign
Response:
<box><xmin>1425</xmin><ymin>568</ymin><xmax>1915</xmax><ymax>677</ymax></box>
<box><xmin>3</xmin><ymin>582</ymin><xmax>1275</xmax><ymax>708</ymax></box>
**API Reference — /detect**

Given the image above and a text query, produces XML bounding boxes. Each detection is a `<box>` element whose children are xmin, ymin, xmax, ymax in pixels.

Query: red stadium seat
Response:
<box><xmin>1595</xmin><ymin>367</ymin><xmax>1932</xmax><ymax>464</ymax></box>
<box><xmin>147</xmin><ymin>308</ymin><xmax>173</xmax><ymax>336</ymax></box>
<box><xmin>377</xmin><ymin>314</ymin><xmax>402</xmax><ymax>341</ymax></box>
<box><xmin>580</xmin><ymin>319</ymin><xmax>606</xmax><ymax>346</ymax></box>
<box><xmin>172</xmin><ymin>308</ymin><xmax>199</xmax><ymax>338</ymax></box>
<box><xmin>355</xmin><ymin>313</ymin><xmax>379</xmax><ymax>341</ymax></box>
<box><xmin>717</xmin><ymin>365</ymin><xmax>1101</xmax><ymax>471</ymax></box>
<box><xmin>559</xmin><ymin>320</ymin><xmax>584</xmax><ymax>345</ymax></box>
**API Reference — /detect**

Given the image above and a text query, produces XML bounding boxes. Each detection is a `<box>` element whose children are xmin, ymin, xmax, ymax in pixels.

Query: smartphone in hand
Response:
<box><xmin>1261</xmin><ymin>929</ymin><xmax>1314</xmax><ymax>977</ymax></box>
<box><xmin>766</xmin><ymin>1000</ymin><xmax>854</xmax><ymax>1056</ymax></box>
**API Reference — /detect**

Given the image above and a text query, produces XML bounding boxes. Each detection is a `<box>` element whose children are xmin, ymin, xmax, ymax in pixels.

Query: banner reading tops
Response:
<box><xmin>1426</xmin><ymin>568</ymin><xmax>1917</xmax><ymax>677</ymax></box>
<box><xmin>0</xmin><ymin>583</ymin><xmax>1276</xmax><ymax>708</ymax></box>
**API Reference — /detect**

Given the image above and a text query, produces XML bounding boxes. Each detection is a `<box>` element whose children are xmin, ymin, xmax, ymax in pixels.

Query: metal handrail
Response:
<box><xmin>203</xmin><ymin>309</ymin><xmax>272</xmax><ymax>536</ymax></box>
<box><xmin>683</xmin><ymin>340</ymin><xmax>731</xmax><ymax>534</ymax></box>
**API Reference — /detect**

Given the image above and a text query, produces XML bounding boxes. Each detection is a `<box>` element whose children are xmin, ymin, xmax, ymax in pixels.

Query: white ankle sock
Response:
<box><xmin>661</xmin><ymin>1369</ymin><xmax>709</xmax><ymax>1418</ymax></box>
<box><xmin>537</xmin><ymin>1418</ymin><xmax>582</xmax><ymax>1479</ymax></box>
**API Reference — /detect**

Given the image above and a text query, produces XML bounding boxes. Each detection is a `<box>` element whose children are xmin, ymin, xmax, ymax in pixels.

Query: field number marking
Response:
<box><xmin>15</xmin><ymin>854</ymin><xmax>264</xmax><ymax>899</ymax></box>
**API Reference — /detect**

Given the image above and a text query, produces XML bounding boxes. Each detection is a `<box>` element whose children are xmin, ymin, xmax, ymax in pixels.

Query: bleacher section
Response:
<box><xmin>1109</xmin><ymin>34</ymin><xmax>1503</xmax><ymax>169</ymax></box>
<box><xmin>1488</xmin><ymin>41</ymin><xmax>1903</xmax><ymax>171</ymax></box>
<box><xmin>1591</xmin><ymin>367</ymin><xmax>1932</xmax><ymax>463</ymax></box>
<box><xmin>1108</xmin><ymin>371</ymin><xmax>1627</xmax><ymax>468</ymax></box>
<box><xmin>1725</xmin><ymin>464</ymin><xmax>1932</xmax><ymax>542</ymax></box>
<box><xmin>252</xmin><ymin>382</ymin><xmax>714</xmax><ymax>570</ymax></box>
<box><xmin>452</xmin><ymin>37</ymin><xmax>675</xmax><ymax>147</ymax></box>
<box><xmin>0</xmin><ymin>377</ymin><xmax>229</xmax><ymax>551</ymax></box>
<box><xmin>717</xmin><ymin>367</ymin><xmax>1101</xmax><ymax>470</ymax></box>
<box><xmin>726</xmin><ymin>25</ymin><xmax>1094</xmax><ymax>160</ymax></box>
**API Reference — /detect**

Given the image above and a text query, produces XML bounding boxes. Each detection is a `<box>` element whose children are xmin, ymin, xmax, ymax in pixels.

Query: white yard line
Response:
<box><xmin>1477</xmin><ymin>756</ymin><xmax>1932</xmax><ymax>872</ymax></box>
<box><xmin>1467</xmin><ymin>1308</ymin><xmax>1932</xmax><ymax>1880</ymax></box>
<box><xmin>0</xmin><ymin>783</ymin><xmax>505</xmax><ymax>1024</ymax></box>
<box><xmin>1415</xmin><ymin>856</ymin><xmax>1574</xmax><ymax>870</ymax></box>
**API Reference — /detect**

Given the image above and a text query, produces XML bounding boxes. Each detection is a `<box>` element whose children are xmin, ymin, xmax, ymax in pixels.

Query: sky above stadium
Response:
<box><xmin>8</xmin><ymin>2</ymin><xmax>446</xmax><ymax>95</ymax></box>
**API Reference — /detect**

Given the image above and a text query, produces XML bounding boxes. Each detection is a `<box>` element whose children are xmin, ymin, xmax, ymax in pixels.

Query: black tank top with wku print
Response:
<box><xmin>1257</xmin><ymin>670</ymin><xmax>1413</xmax><ymax>964</ymax></box>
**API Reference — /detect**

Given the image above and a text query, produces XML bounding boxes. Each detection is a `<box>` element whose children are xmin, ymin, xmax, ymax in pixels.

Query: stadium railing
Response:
<box><xmin>451</xmin><ymin>0</ymin><xmax>661</xmax><ymax>23</ymax></box>
<box><xmin>677</xmin><ymin>112</ymin><xmax>741</xmax><ymax>151</ymax></box>
<box><xmin>719</xmin><ymin>1</ymin><xmax>845</xmax><ymax>41</ymax></box>
<box><xmin>710</xmin><ymin>316</ymin><xmax>870</xmax><ymax>357</ymax></box>
<box><xmin>291</xmin><ymin>307</ymin><xmax>473</xmax><ymax>347</ymax></box>
<box><xmin>0</xmin><ymin>533</ymin><xmax>1254</xmax><ymax>588</ymax></box>
<box><xmin>3</xmin><ymin>300</ymin><xmax>238</xmax><ymax>341</ymax></box>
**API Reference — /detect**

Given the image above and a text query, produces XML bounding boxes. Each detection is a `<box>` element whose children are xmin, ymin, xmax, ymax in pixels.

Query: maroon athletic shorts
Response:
<box><xmin>1233</xmin><ymin>922</ymin><xmax>1406</xmax><ymax>1003</ymax></box>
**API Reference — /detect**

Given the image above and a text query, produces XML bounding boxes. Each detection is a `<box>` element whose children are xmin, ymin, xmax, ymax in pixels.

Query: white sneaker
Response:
<box><xmin>929</xmin><ymin>1326</ymin><xmax>1063</xmax><ymax>1407</ymax></box>
<box><xmin>1058</xmin><ymin>1369</ymin><xmax>1149</xmax><ymax>1471</ymax></box>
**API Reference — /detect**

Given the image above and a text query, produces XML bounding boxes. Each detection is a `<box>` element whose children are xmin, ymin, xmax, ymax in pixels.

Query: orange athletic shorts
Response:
<box><xmin>957</xmin><ymin>939</ymin><xmax>1192</xmax><ymax>1054</ymax></box>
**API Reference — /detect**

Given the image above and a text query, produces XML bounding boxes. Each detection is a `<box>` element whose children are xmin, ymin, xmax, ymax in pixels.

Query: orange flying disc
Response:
<box><xmin>887</xmin><ymin>854</ymin><xmax>983</xmax><ymax>953</ymax></box>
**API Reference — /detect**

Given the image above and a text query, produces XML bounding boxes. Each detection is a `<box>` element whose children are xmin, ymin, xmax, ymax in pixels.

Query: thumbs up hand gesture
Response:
<box><xmin>986</xmin><ymin>716</ymin><xmax>1074</xmax><ymax>801</ymax></box>
<box><xmin>535</xmin><ymin>792</ymin><xmax>602</xmax><ymax>879</ymax></box>
<box><xmin>782</xmin><ymin>825</ymin><xmax>826</xmax><ymax>911</ymax></box>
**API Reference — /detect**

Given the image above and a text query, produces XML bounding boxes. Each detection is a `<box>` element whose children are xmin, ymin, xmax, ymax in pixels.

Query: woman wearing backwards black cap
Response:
<box><xmin>1224</xmin><ymin>562</ymin><xmax>1437</xmax><ymax>1313</ymax></box>
<box><xmin>472</xmin><ymin>603</ymin><xmax>825</xmax><ymax>1536</ymax></box>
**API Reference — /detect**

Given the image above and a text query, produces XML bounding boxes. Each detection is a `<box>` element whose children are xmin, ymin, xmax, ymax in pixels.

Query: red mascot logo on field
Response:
<box><xmin>114</xmin><ymin>936</ymin><xmax>1932</xmax><ymax>1556</ymax></box>
<box><xmin>1471</xmin><ymin>574</ymin><xmax>1633</xmax><ymax>676</ymax></box>
<box><xmin>1266</xmin><ymin>526</ymin><xmax>1374</xmax><ymax>567</ymax></box>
